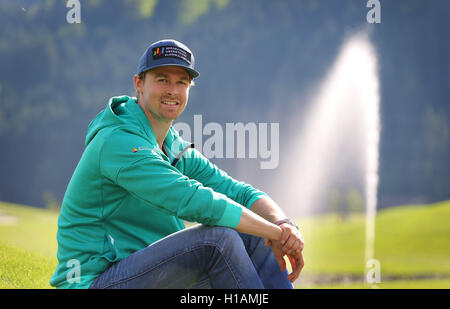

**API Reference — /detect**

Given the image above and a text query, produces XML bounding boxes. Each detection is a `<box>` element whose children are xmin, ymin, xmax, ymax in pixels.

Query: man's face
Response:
<box><xmin>135</xmin><ymin>66</ymin><xmax>191</xmax><ymax>123</ymax></box>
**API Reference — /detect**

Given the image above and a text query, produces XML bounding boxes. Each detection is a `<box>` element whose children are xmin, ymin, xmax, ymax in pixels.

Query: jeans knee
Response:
<box><xmin>202</xmin><ymin>226</ymin><xmax>243</xmax><ymax>251</ymax></box>
<box><xmin>211</xmin><ymin>226</ymin><xmax>240</xmax><ymax>240</ymax></box>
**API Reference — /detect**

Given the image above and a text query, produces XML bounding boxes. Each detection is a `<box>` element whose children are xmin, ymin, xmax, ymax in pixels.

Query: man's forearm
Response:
<box><xmin>249</xmin><ymin>196</ymin><xmax>287</xmax><ymax>223</ymax></box>
<box><xmin>233</xmin><ymin>195</ymin><xmax>289</xmax><ymax>241</ymax></box>
<box><xmin>235</xmin><ymin>206</ymin><xmax>282</xmax><ymax>241</ymax></box>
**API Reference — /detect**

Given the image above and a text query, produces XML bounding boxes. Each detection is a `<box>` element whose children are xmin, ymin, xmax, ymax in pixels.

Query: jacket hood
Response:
<box><xmin>86</xmin><ymin>96</ymin><xmax>148</xmax><ymax>146</ymax></box>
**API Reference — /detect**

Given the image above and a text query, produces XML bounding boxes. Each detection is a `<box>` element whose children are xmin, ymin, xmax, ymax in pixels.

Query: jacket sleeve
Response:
<box><xmin>181</xmin><ymin>148</ymin><xmax>269</xmax><ymax>210</ymax></box>
<box><xmin>99</xmin><ymin>129</ymin><xmax>243</xmax><ymax>228</ymax></box>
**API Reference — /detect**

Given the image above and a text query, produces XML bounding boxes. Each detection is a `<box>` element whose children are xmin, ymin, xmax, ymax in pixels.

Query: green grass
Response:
<box><xmin>0</xmin><ymin>202</ymin><xmax>58</xmax><ymax>288</ymax></box>
<box><xmin>1</xmin><ymin>199</ymin><xmax>450</xmax><ymax>289</ymax></box>
<box><xmin>294</xmin><ymin>200</ymin><xmax>450</xmax><ymax>288</ymax></box>
<box><xmin>375</xmin><ymin>202</ymin><xmax>450</xmax><ymax>276</ymax></box>
<box><xmin>0</xmin><ymin>242</ymin><xmax>56</xmax><ymax>288</ymax></box>
<box><xmin>300</xmin><ymin>278</ymin><xmax>450</xmax><ymax>289</ymax></box>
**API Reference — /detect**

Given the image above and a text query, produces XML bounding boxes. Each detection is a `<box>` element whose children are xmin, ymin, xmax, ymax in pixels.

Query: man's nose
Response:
<box><xmin>165</xmin><ymin>82</ymin><xmax>178</xmax><ymax>96</ymax></box>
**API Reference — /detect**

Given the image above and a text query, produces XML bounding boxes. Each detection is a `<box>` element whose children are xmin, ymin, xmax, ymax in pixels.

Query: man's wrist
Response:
<box><xmin>275</xmin><ymin>218</ymin><xmax>299</xmax><ymax>230</ymax></box>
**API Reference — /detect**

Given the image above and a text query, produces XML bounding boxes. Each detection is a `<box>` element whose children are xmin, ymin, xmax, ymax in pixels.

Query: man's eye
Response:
<box><xmin>157</xmin><ymin>79</ymin><xmax>167</xmax><ymax>83</ymax></box>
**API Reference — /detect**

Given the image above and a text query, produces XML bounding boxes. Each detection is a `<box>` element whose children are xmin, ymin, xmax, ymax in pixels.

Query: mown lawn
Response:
<box><xmin>0</xmin><ymin>242</ymin><xmax>56</xmax><ymax>289</ymax></box>
<box><xmin>294</xmin><ymin>200</ymin><xmax>450</xmax><ymax>288</ymax></box>
<box><xmin>1</xmin><ymin>200</ymin><xmax>450</xmax><ymax>289</ymax></box>
<box><xmin>0</xmin><ymin>202</ymin><xmax>58</xmax><ymax>288</ymax></box>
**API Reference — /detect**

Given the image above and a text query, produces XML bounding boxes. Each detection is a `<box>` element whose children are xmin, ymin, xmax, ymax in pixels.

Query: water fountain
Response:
<box><xmin>272</xmin><ymin>31</ymin><xmax>380</xmax><ymax>284</ymax></box>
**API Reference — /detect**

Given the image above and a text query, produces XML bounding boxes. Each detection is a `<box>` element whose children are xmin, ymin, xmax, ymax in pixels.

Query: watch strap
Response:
<box><xmin>275</xmin><ymin>218</ymin><xmax>298</xmax><ymax>230</ymax></box>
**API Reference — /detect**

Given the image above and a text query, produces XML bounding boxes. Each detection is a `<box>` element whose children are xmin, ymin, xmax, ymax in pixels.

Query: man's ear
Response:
<box><xmin>133</xmin><ymin>74</ymin><xmax>143</xmax><ymax>92</ymax></box>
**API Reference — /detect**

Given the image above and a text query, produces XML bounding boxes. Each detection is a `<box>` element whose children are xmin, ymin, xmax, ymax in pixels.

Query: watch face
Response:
<box><xmin>286</xmin><ymin>219</ymin><xmax>298</xmax><ymax>229</ymax></box>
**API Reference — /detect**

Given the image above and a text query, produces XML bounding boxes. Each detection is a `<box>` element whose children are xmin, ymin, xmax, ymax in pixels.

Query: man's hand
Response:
<box><xmin>265</xmin><ymin>223</ymin><xmax>305</xmax><ymax>283</ymax></box>
<box><xmin>279</xmin><ymin>223</ymin><xmax>304</xmax><ymax>255</ymax></box>
<box><xmin>265</xmin><ymin>238</ymin><xmax>287</xmax><ymax>272</ymax></box>
<box><xmin>280</xmin><ymin>223</ymin><xmax>305</xmax><ymax>283</ymax></box>
<box><xmin>286</xmin><ymin>251</ymin><xmax>304</xmax><ymax>283</ymax></box>
<box><xmin>246</xmin><ymin>197</ymin><xmax>305</xmax><ymax>282</ymax></box>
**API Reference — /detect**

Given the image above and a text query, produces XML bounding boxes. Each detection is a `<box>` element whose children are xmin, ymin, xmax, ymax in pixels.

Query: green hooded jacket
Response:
<box><xmin>49</xmin><ymin>96</ymin><xmax>268</xmax><ymax>288</ymax></box>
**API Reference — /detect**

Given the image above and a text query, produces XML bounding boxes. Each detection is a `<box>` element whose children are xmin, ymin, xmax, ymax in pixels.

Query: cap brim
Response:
<box><xmin>140</xmin><ymin>64</ymin><xmax>200</xmax><ymax>79</ymax></box>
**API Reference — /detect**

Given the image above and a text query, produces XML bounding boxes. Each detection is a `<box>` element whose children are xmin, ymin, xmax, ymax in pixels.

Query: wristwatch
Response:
<box><xmin>275</xmin><ymin>218</ymin><xmax>299</xmax><ymax>230</ymax></box>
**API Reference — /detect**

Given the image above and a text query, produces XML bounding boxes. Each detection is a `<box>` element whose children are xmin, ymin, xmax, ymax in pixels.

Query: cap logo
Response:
<box><xmin>152</xmin><ymin>45</ymin><xmax>191</xmax><ymax>64</ymax></box>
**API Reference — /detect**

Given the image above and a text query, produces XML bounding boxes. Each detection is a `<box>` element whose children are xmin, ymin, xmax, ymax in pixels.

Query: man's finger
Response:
<box><xmin>277</xmin><ymin>255</ymin><xmax>286</xmax><ymax>272</ymax></box>
<box><xmin>282</xmin><ymin>235</ymin><xmax>297</xmax><ymax>253</ymax></box>
<box><xmin>280</xmin><ymin>226</ymin><xmax>290</xmax><ymax>245</ymax></box>
<box><xmin>287</xmin><ymin>255</ymin><xmax>296</xmax><ymax>271</ymax></box>
<box><xmin>283</xmin><ymin>235</ymin><xmax>304</xmax><ymax>254</ymax></box>
<box><xmin>287</xmin><ymin>253</ymin><xmax>304</xmax><ymax>283</ymax></box>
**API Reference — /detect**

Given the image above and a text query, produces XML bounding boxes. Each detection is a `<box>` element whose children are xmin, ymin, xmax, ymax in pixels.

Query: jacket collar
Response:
<box><xmin>126</xmin><ymin>97</ymin><xmax>185</xmax><ymax>157</ymax></box>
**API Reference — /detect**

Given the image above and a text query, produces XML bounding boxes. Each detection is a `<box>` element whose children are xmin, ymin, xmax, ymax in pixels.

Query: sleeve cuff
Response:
<box><xmin>215</xmin><ymin>200</ymin><xmax>243</xmax><ymax>229</ymax></box>
<box><xmin>246</xmin><ymin>193</ymin><xmax>269</xmax><ymax>209</ymax></box>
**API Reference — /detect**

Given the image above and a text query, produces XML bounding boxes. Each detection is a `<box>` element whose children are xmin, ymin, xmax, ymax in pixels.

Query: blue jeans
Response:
<box><xmin>89</xmin><ymin>225</ymin><xmax>293</xmax><ymax>289</ymax></box>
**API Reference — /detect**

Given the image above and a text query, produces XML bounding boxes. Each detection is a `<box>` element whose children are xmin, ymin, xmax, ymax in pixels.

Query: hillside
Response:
<box><xmin>296</xmin><ymin>200</ymin><xmax>450</xmax><ymax>287</ymax></box>
<box><xmin>1</xmin><ymin>200</ymin><xmax>449</xmax><ymax>288</ymax></box>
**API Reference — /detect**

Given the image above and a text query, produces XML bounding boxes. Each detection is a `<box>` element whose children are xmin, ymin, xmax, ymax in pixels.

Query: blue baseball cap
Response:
<box><xmin>137</xmin><ymin>39</ymin><xmax>200</xmax><ymax>79</ymax></box>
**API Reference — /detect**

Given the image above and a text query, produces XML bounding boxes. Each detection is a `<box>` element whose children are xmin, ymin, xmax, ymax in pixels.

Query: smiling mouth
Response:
<box><xmin>161</xmin><ymin>101</ymin><xmax>179</xmax><ymax>106</ymax></box>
